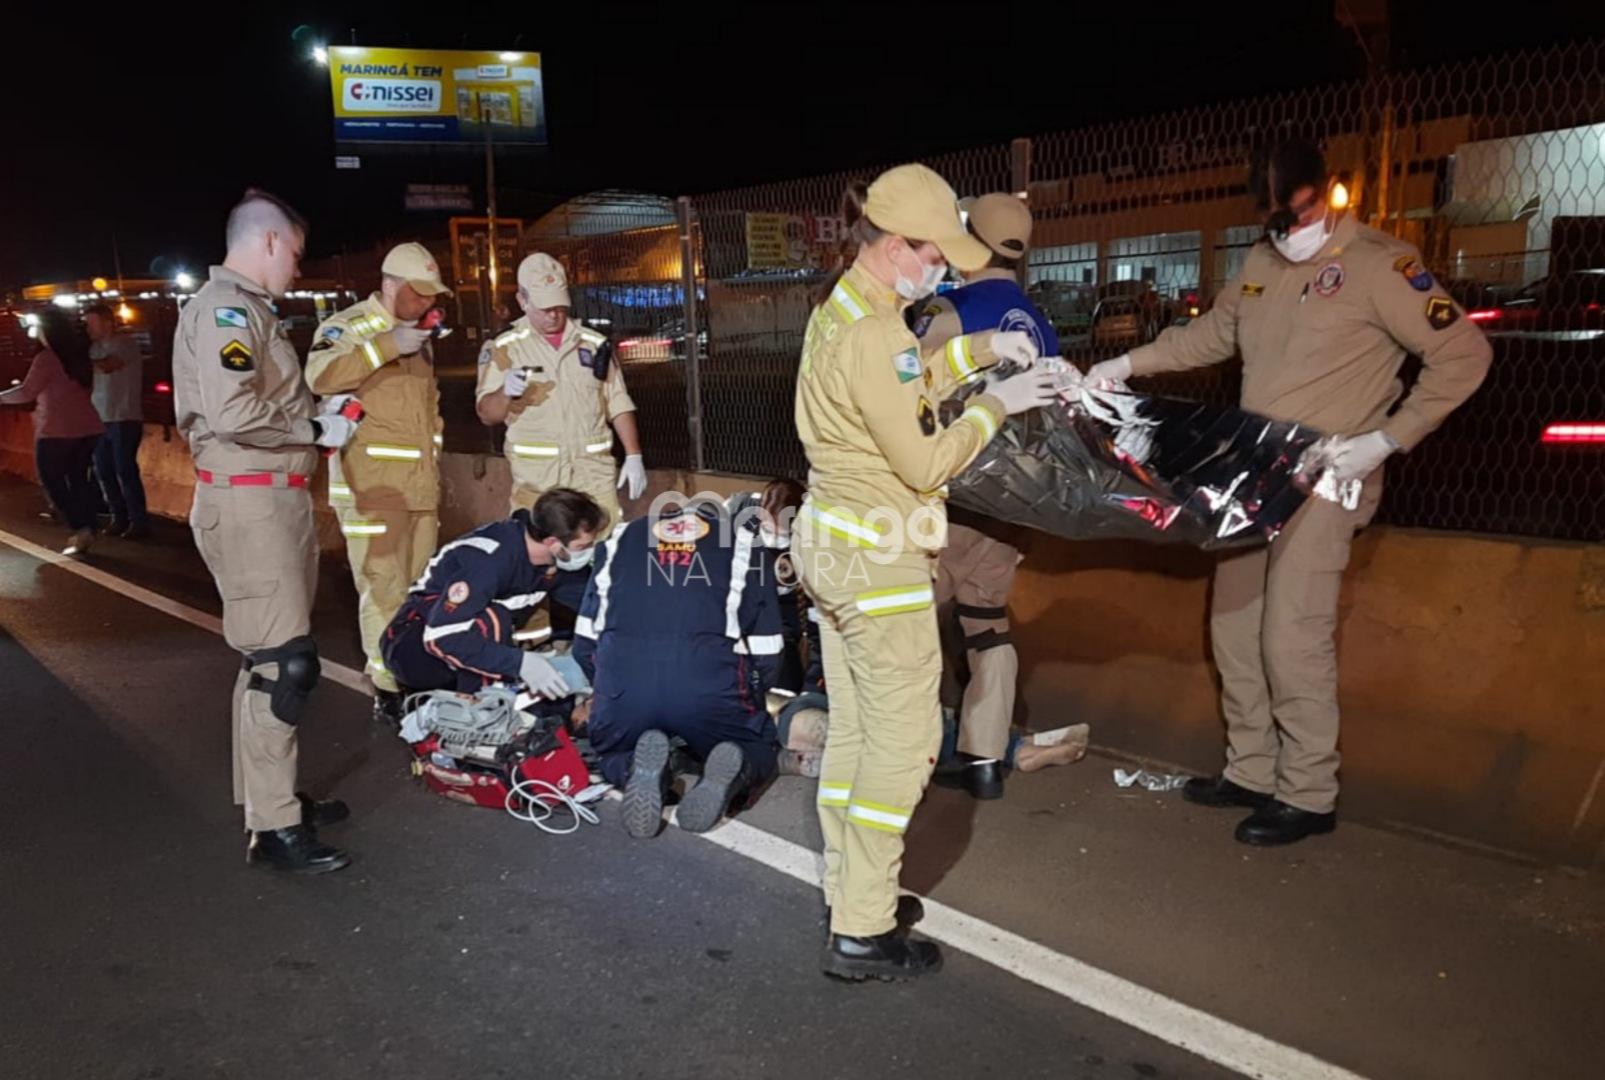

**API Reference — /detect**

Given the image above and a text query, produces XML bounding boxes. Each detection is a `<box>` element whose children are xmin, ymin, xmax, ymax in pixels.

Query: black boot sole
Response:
<box><xmin>1183</xmin><ymin>784</ymin><xmax>1273</xmax><ymax>810</ymax></box>
<box><xmin>248</xmin><ymin>851</ymin><xmax>353</xmax><ymax>875</ymax></box>
<box><xmin>1236</xmin><ymin>817</ymin><xmax>1337</xmax><ymax>846</ymax></box>
<box><xmin>622</xmin><ymin>730</ymin><xmax>671</xmax><ymax>839</ymax></box>
<box><xmin>820</xmin><ymin>947</ymin><xmax>944</xmax><ymax>982</ymax></box>
<box><xmin>676</xmin><ymin>742</ymin><xmax>743</xmax><ymax>834</ymax></box>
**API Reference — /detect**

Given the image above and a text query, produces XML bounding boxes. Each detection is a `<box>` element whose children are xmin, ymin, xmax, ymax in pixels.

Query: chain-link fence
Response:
<box><xmin>520</xmin><ymin>42</ymin><xmax>1605</xmax><ymax>542</ymax></box>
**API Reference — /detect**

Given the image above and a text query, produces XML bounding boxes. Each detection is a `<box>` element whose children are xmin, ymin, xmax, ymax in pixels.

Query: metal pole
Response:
<box><xmin>483</xmin><ymin>105</ymin><xmax>499</xmax><ymax>334</ymax></box>
<box><xmin>1010</xmin><ymin>137</ymin><xmax>1033</xmax><ymax>290</ymax></box>
<box><xmin>676</xmin><ymin>195</ymin><xmax>705</xmax><ymax>474</ymax></box>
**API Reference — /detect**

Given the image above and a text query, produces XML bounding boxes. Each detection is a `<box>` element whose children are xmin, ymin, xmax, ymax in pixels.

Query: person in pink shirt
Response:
<box><xmin>0</xmin><ymin>308</ymin><xmax>106</xmax><ymax>555</ymax></box>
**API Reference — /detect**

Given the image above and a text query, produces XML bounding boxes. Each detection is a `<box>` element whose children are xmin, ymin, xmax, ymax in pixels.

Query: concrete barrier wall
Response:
<box><xmin>3</xmin><ymin>411</ymin><xmax>1601</xmax><ymax>869</ymax></box>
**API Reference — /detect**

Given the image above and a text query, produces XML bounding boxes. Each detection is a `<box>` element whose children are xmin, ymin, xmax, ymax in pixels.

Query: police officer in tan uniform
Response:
<box><xmin>794</xmin><ymin>164</ymin><xmax>1057</xmax><ymax>980</ymax></box>
<box><xmin>475</xmin><ymin>253</ymin><xmax>645</xmax><ymax>536</ymax></box>
<box><xmin>306</xmin><ymin>242</ymin><xmax>450</xmax><ymax>724</ymax></box>
<box><xmin>172</xmin><ymin>190</ymin><xmax>358</xmax><ymax>874</ymax></box>
<box><xmin>1089</xmin><ymin>141</ymin><xmax>1492</xmax><ymax>845</ymax></box>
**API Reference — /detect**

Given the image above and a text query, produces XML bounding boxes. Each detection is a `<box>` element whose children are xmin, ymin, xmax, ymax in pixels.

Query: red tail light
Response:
<box><xmin>1467</xmin><ymin>308</ymin><xmax>1502</xmax><ymax>322</ymax></box>
<box><xmin>154</xmin><ymin>381</ymin><xmax>172</xmax><ymax>394</ymax></box>
<box><xmin>1541</xmin><ymin>422</ymin><xmax>1605</xmax><ymax>444</ymax></box>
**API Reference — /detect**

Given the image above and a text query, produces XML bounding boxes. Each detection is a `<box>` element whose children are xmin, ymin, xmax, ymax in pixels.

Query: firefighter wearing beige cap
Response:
<box><xmin>908</xmin><ymin>193</ymin><xmax>1072</xmax><ymax>802</ymax></box>
<box><xmin>475</xmin><ymin>252</ymin><xmax>643</xmax><ymax>539</ymax></box>
<box><xmin>306</xmin><ymin>241</ymin><xmax>450</xmax><ymax>723</ymax></box>
<box><xmin>793</xmin><ymin>164</ymin><xmax>1058</xmax><ymax>981</ymax></box>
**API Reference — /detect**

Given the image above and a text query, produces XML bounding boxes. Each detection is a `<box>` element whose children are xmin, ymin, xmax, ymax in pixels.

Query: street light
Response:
<box><xmin>312</xmin><ymin>44</ymin><xmax>328</xmax><ymax>65</ymax></box>
<box><xmin>175</xmin><ymin>271</ymin><xmax>195</xmax><ymax>290</ymax></box>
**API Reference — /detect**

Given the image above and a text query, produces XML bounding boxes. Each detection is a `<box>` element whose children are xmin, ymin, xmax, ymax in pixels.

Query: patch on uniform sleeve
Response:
<box><xmin>892</xmin><ymin>347</ymin><xmax>922</xmax><ymax>384</ymax></box>
<box><xmin>911</xmin><ymin>303</ymin><xmax>937</xmax><ymax>338</ymax></box>
<box><xmin>321</xmin><ymin>326</ymin><xmax>344</xmax><ymax>341</ymax></box>
<box><xmin>917</xmin><ymin>396</ymin><xmax>937</xmax><ymax>436</ymax></box>
<box><xmin>1425</xmin><ymin>296</ymin><xmax>1459</xmax><ymax>331</ymax></box>
<box><xmin>1393</xmin><ymin>255</ymin><xmax>1435</xmax><ymax>292</ymax></box>
<box><xmin>214</xmin><ymin>307</ymin><xmax>249</xmax><ymax>329</ymax></box>
<box><xmin>219</xmin><ymin>340</ymin><xmax>254</xmax><ymax>372</ymax></box>
<box><xmin>444</xmin><ymin>580</ymin><xmax>471</xmax><ymax>612</ymax></box>
<box><xmin>1241</xmin><ymin>283</ymin><xmax>1264</xmax><ymax>297</ymax></box>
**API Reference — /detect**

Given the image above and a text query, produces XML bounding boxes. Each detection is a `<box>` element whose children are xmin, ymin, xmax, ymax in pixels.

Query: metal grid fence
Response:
<box><xmin>524</xmin><ymin>42</ymin><xmax>1605</xmax><ymax>542</ymax></box>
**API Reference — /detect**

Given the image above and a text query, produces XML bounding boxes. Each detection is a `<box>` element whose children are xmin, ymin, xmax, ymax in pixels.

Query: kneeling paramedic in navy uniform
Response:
<box><xmin>383</xmin><ymin>489</ymin><xmax>606</xmax><ymax>697</ymax></box>
<box><xmin>575</xmin><ymin>499</ymin><xmax>786</xmax><ymax>838</ymax></box>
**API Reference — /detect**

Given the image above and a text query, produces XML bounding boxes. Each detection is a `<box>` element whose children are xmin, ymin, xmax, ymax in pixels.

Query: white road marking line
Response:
<box><xmin>0</xmin><ymin>525</ymin><xmax>1368</xmax><ymax>1080</ymax></box>
<box><xmin>0</xmin><ymin>527</ymin><xmax>368</xmax><ymax>694</ymax></box>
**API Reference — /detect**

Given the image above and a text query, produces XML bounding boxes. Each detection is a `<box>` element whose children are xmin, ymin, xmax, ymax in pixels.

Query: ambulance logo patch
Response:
<box><xmin>1425</xmin><ymin>296</ymin><xmax>1459</xmax><ymax>331</ymax></box>
<box><xmin>219</xmin><ymin>340</ymin><xmax>254</xmax><ymax>372</ymax></box>
<box><xmin>1393</xmin><ymin>255</ymin><xmax>1434</xmax><ymax>292</ymax></box>
<box><xmin>652</xmin><ymin>514</ymin><xmax>710</xmax><ymax>544</ymax></box>
<box><xmin>446</xmin><ymin>581</ymin><xmax>470</xmax><ymax>608</ymax></box>
<box><xmin>214</xmin><ymin>307</ymin><xmax>249</xmax><ymax>329</ymax></box>
<box><xmin>1313</xmin><ymin>262</ymin><xmax>1345</xmax><ymax>298</ymax></box>
<box><xmin>1241</xmin><ymin>283</ymin><xmax>1264</xmax><ymax>297</ymax></box>
<box><xmin>893</xmin><ymin>348</ymin><xmax>922</xmax><ymax>384</ymax></box>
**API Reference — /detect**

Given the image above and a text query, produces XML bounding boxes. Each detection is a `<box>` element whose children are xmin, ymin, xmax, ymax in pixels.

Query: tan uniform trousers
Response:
<box><xmin>797</xmin><ymin>539</ymin><xmax>943</xmax><ymax>938</ymax></box>
<box><xmin>507</xmin><ymin>455</ymin><xmax>621</xmax><ymax>538</ymax></box>
<box><xmin>191</xmin><ymin>484</ymin><xmax>319</xmax><ymax>832</ymax></box>
<box><xmin>335</xmin><ymin>507</ymin><xmax>439</xmax><ymax>693</ymax></box>
<box><xmin>934</xmin><ymin>524</ymin><xmax>1021</xmax><ymax>761</ymax></box>
<box><xmin>1212</xmin><ymin>478</ymin><xmax>1381</xmax><ymax>814</ymax></box>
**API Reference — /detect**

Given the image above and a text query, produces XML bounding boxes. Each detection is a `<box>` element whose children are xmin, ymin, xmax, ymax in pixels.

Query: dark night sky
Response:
<box><xmin>4</xmin><ymin>2</ymin><xmax>1601</xmax><ymax>289</ymax></box>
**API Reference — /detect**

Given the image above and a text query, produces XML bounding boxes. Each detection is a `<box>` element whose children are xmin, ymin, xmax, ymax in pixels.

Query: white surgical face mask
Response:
<box><xmin>893</xmin><ymin>244</ymin><xmax>947</xmax><ymax>301</ymax></box>
<box><xmin>554</xmin><ymin>543</ymin><xmax>595</xmax><ymax>572</ymax></box>
<box><xmin>1272</xmin><ymin>221</ymin><xmax>1331</xmax><ymax>263</ymax></box>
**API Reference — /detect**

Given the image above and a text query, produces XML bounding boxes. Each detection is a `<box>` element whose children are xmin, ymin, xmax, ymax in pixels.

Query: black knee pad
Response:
<box><xmin>245</xmin><ymin>635</ymin><xmax>322</xmax><ymax>725</ymax></box>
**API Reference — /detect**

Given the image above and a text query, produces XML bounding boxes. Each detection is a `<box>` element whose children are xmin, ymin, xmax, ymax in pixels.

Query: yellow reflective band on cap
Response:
<box><xmin>960</xmin><ymin>404</ymin><xmax>999</xmax><ymax>442</ymax></box>
<box><xmin>364</xmin><ymin>444</ymin><xmax>424</xmax><ymax>461</ymax></box>
<box><xmin>511</xmin><ymin>443</ymin><xmax>560</xmax><ymax>458</ymax></box>
<box><xmin>340</xmin><ymin>521</ymin><xmax>388</xmax><ymax>537</ymax></box>
<box><xmin>847</xmin><ymin>799</ymin><xmax>912</xmax><ymax>833</ymax></box>
<box><xmin>854</xmin><ymin>584</ymin><xmax>935</xmax><ymax>617</ymax></box>
<box><xmin>816</xmin><ymin>782</ymin><xmax>852</xmax><ymax>808</ymax></box>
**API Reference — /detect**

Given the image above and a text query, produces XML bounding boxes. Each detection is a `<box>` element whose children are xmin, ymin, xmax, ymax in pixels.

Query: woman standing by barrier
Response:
<box><xmin>792</xmin><ymin>164</ymin><xmax>1056</xmax><ymax>980</ymax></box>
<box><xmin>1</xmin><ymin>308</ymin><xmax>106</xmax><ymax>555</ymax></box>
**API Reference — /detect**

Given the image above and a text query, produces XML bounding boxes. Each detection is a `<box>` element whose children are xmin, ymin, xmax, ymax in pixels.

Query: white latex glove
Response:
<box><xmin>387</xmin><ymin>324</ymin><xmax>430</xmax><ymax>356</ymax></box>
<box><xmin>987</xmin><ymin>369</ymin><xmax>1060</xmax><ymax>417</ymax></box>
<box><xmin>617</xmin><ymin>454</ymin><xmax>647</xmax><ymax>500</ymax></box>
<box><xmin>519</xmin><ymin>651</ymin><xmax>570</xmax><ymax>699</ymax></box>
<box><xmin>1037</xmin><ymin>357</ymin><xmax>1084</xmax><ymax>394</ymax></box>
<box><xmin>1085</xmin><ymin>354</ymin><xmax>1133</xmax><ymax>390</ymax></box>
<box><xmin>503</xmin><ymin>367</ymin><xmax>530</xmax><ymax>398</ymax></box>
<box><xmin>319</xmin><ymin>393</ymin><xmax>357</xmax><ymax>416</ymax></box>
<box><xmin>989</xmin><ymin>330</ymin><xmax>1040</xmax><ymax>369</ymax></box>
<box><xmin>1326</xmin><ymin>431</ymin><xmax>1398</xmax><ymax>483</ymax></box>
<box><xmin>311</xmin><ymin>413</ymin><xmax>357</xmax><ymax>449</ymax></box>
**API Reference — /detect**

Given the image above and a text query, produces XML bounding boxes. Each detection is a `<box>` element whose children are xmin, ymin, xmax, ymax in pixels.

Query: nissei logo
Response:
<box><xmin>476</xmin><ymin>65</ymin><xmax>510</xmax><ymax>78</ymax></box>
<box><xmin>342</xmin><ymin>78</ymin><xmax>442</xmax><ymax>113</ymax></box>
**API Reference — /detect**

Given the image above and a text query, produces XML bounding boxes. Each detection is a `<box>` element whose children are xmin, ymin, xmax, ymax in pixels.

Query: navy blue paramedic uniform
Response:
<box><xmin>383</xmin><ymin>510</ymin><xmax>555</xmax><ymax>693</ymax></box>
<box><xmin>724</xmin><ymin>490</ymin><xmax>807</xmax><ymax>692</ymax></box>
<box><xmin>574</xmin><ymin>502</ymin><xmax>785</xmax><ymax>789</ymax></box>
<box><xmin>931</xmin><ymin>277</ymin><xmax>1060</xmax><ymax>359</ymax></box>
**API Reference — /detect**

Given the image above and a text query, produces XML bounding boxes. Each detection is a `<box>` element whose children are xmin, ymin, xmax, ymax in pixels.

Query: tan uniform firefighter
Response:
<box><xmin>912</xmin><ymin>192</ymin><xmax>1083</xmax><ymax>801</ymax></box>
<box><xmin>1089</xmin><ymin>141</ymin><xmax>1492</xmax><ymax>846</ymax></box>
<box><xmin>305</xmin><ymin>243</ymin><xmax>449</xmax><ymax>723</ymax></box>
<box><xmin>475</xmin><ymin>253</ymin><xmax>645</xmax><ymax>535</ymax></box>
<box><xmin>793</xmin><ymin>164</ymin><xmax>1057</xmax><ymax>981</ymax></box>
<box><xmin>172</xmin><ymin>190</ymin><xmax>358</xmax><ymax>875</ymax></box>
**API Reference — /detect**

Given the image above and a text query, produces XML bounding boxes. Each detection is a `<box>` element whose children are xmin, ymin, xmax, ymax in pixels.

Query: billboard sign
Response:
<box><xmin>329</xmin><ymin>47</ymin><xmax>546</xmax><ymax>145</ymax></box>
